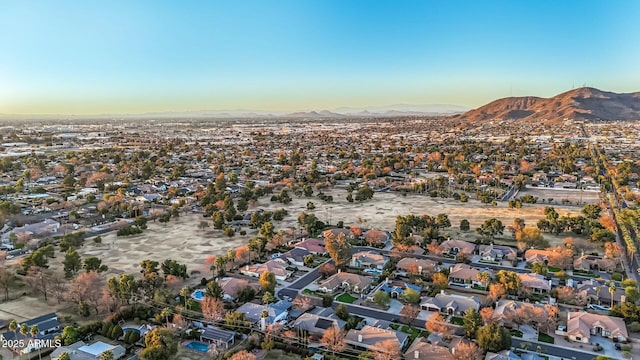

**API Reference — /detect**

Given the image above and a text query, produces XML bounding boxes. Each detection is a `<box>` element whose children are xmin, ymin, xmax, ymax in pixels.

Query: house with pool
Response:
<box><xmin>50</xmin><ymin>341</ymin><xmax>126</xmax><ymax>360</ymax></box>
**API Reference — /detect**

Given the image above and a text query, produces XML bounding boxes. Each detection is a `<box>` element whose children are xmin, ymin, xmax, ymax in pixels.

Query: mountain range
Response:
<box><xmin>456</xmin><ymin>87</ymin><xmax>640</xmax><ymax>124</ymax></box>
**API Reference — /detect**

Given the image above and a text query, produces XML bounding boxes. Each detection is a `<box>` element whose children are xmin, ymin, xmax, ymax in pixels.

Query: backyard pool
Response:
<box><xmin>364</xmin><ymin>269</ymin><xmax>382</xmax><ymax>275</ymax></box>
<box><xmin>185</xmin><ymin>341</ymin><xmax>209</xmax><ymax>353</ymax></box>
<box><xmin>588</xmin><ymin>304</ymin><xmax>611</xmax><ymax>312</ymax></box>
<box><xmin>122</xmin><ymin>327</ymin><xmax>141</xmax><ymax>335</ymax></box>
<box><xmin>191</xmin><ymin>289</ymin><xmax>205</xmax><ymax>301</ymax></box>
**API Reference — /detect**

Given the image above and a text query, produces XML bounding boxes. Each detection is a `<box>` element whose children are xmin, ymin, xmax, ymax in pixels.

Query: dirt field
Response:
<box><xmin>35</xmin><ymin>188</ymin><xmax>593</xmax><ymax>281</ymax></box>
<box><xmin>516</xmin><ymin>187</ymin><xmax>601</xmax><ymax>205</ymax></box>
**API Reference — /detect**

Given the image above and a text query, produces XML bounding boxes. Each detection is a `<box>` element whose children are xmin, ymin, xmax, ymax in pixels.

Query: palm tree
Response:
<box><xmin>100</xmin><ymin>349</ymin><xmax>114</xmax><ymax>360</ymax></box>
<box><xmin>160</xmin><ymin>307</ymin><xmax>172</xmax><ymax>328</ymax></box>
<box><xmin>595</xmin><ymin>285</ymin><xmax>602</xmax><ymax>305</ymax></box>
<box><xmin>8</xmin><ymin>319</ymin><xmax>17</xmax><ymax>336</ymax></box>
<box><xmin>30</xmin><ymin>325</ymin><xmax>41</xmax><ymax>360</ymax></box>
<box><xmin>20</xmin><ymin>323</ymin><xmax>28</xmax><ymax>336</ymax></box>
<box><xmin>58</xmin><ymin>352</ymin><xmax>71</xmax><ymax>360</ymax></box>
<box><xmin>609</xmin><ymin>284</ymin><xmax>616</xmax><ymax>308</ymax></box>
<box><xmin>478</xmin><ymin>271</ymin><xmax>490</xmax><ymax>290</ymax></box>
<box><xmin>179</xmin><ymin>286</ymin><xmax>190</xmax><ymax>308</ymax></box>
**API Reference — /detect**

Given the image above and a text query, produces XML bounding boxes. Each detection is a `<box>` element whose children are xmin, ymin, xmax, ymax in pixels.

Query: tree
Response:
<box><xmin>205</xmin><ymin>280</ymin><xmax>223</xmax><ymax>299</ymax></box>
<box><xmin>516</xmin><ymin>227</ymin><xmax>547</xmax><ymax>251</ymax></box>
<box><xmin>460</xmin><ymin>219</ymin><xmax>470</xmax><ymax>231</ymax></box>
<box><xmin>488</xmin><ymin>283</ymin><xmax>507</xmax><ymax>302</ymax></box>
<box><xmin>60</xmin><ymin>326</ymin><xmax>80</xmax><ymax>345</ymax></box>
<box><xmin>237</xmin><ymin>286</ymin><xmax>256</xmax><ymax>303</ymax></box>
<box><xmin>426</xmin><ymin>313</ymin><xmax>453</xmax><ymax>337</ymax></box>
<box><xmin>400</xmin><ymin>305</ymin><xmax>420</xmax><ymax>325</ymax></box>
<box><xmin>610</xmin><ymin>284</ymin><xmax>617</xmax><ymax>308</ymax></box>
<box><xmin>140</xmin><ymin>328</ymin><xmax>178</xmax><ymax>360</ymax></box>
<box><xmin>229</xmin><ymin>350</ymin><xmax>257</xmax><ymax>360</ymax></box>
<box><xmin>531</xmin><ymin>262</ymin><xmax>548</xmax><ymax>276</ymax></box>
<box><xmin>372</xmin><ymin>291</ymin><xmax>390</xmax><ymax>307</ymax></box>
<box><xmin>476</xmin><ymin>324</ymin><xmax>512</xmax><ymax>352</ymax></box>
<box><xmin>63</xmin><ymin>249</ymin><xmax>82</xmax><ymax>278</ymax></box>
<box><xmin>325</xmin><ymin>232</ymin><xmax>352</xmax><ymax>268</ymax></box>
<box><xmin>202</xmin><ymin>296</ymin><xmax>225</xmax><ymax>321</ymax></box>
<box><xmin>582</xmin><ymin>204</ymin><xmax>602</xmax><ymax>220</ymax></box>
<box><xmin>371</xmin><ymin>340</ymin><xmax>401</xmax><ymax>360</ymax></box>
<box><xmin>262</xmin><ymin>291</ymin><xmax>276</xmax><ymax>304</ymax></box>
<box><xmin>0</xmin><ymin>267</ymin><xmax>16</xmax><ymax>301</ymax></box>
<box><xmin>401</xmin><ymin>288</ymin><xmax>421</xmax><ymax>304</ymax></box>
<box><xmin>83</xmin><ymin>257</ymin><xmax>108</xmax><ymax>273</ymax></box>
<box><xmin>225</xmin><ymin>311</ymin><xmax>249</xmax><ymax>331</ymax></box>
<box><xmin>58</xmin><ymin>352</ymin><xmax>72</xmax><ymax>360</ymax></box>
<box><xmin>259</xmin><ymin>271</ymin><xmax>276</xmax><ymax>293</ymax></box>
<box><xmin>477</xmin><ymin>271</ymin><xmax>490</xmax><ymax>290</ymax></box>
<box><xmin>480</xmin><ymin>307</ymin><xmax>497</xmax><ymax>325</ymax></box>
<box><xmin>319</xmin><ymin>263</ymin><xmax>337</xmax><ymax>278</ymax></box>
<box><xmin>476</xmin><ymin>218</ymin><xmax>504</xmax><ymax>239</ymax></box>
<box><xmin>626</xmin><ymin>286</ymin><xmax>640</xmax><ymax>303</ymax></box>
<box><xmin>100</xmin><ymin>350</ymin><xmax>114</xmax><ymax>360</ymax></box>
<box><xmin>321</xmin><ymin>327</ymin><xmax>346</xmax><ymax>355</ymax></box>
<box><xmin>432</xmin><ymin>273</ymin><xmax>449</xmax><ymax>291</ymax></box>
<box><xmin>335</xmin><ymin>304</ymin><xmax>350</xmax><ymax>320</ymax></box>
<box><xmin>462</xmin><ymin>308</ymin><xmax>483</xmax><ymax>338</ymax></box>
<box><xmin>452</xmin><ymin>341</ymin><xmax>483</xmax><ymax>360</ymax></box>
<box><xmin>69</xmin><ymin>271</ymin><xmax>103</xmax><ymax>315</ymax></box>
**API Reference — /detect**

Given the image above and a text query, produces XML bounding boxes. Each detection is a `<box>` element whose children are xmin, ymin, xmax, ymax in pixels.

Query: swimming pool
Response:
<box><xmin>589</xmin><ymin>304</ymin><xmax>611</xmax><ymax>312</ymax></box>
<box><xmin>185</xmin><ymin>341</ymin><xmax>209</xmax><ymax>353</ymax></box>
<box><xmin>191</xmin><ymin>289</ymin><xmax>205</xmax><ymax>301</ymax></box>
<box><xmin>122</xmin><ymin>327</ymin><xmax>141</xmax><ymax>335</ymax></box>
<box><xmin>364</xmin><ymin>268</ymin><xmax>382</xmax><ymax>275</ymax></box>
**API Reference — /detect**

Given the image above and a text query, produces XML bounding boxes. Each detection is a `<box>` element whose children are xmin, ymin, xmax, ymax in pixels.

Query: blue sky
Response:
<box><xmin>1</xmin><ymin>0</ymin><xmax>639</xmax><ymax>114</ymax></box>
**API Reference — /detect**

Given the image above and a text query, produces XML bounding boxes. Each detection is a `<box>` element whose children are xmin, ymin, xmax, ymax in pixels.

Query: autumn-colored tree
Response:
<box><xmin>432</xmin><ymin>273</ymin><xmax>448</xmax><ymax>291</ymax></box>
<box><xmin>371</xmin><ymin>340</ymin><xmax>402</xmax><ymax>360</ymax></box>
<box><xmin>400</xmin><ymin>305</ymin><xmax>420</xmax><ymax>325</ymax></box>
<box><xmin>488</xmin><ymin>283</ymin><xmax>507</xmax><ymax>302</ymax></box>
<box><xmin>68</xmin><ymin>271</ymin><xmax>103</xmax><ymax>315</ymax></box>
<box><xmin>480</xmin><ymin>307</ymin><xmax>497</xmax><ymax>325</ymax></box>
<box><xmin>604</xmin><ymin>242</ymin><xmax>622</xmax><ymax>259</ymax></box>
<box><xmin>229</xmin><ymin>350</ymin><xmax>257</xmax><ymax>360</ymax></box>
<box><xmin>405</xmin><ymin>264</ymin><xmax>420</xmax><ymax>276</ymax></box>
<box><xmin>319</xmin><ymin>263</ymin><xmax>337</xmax><ymax>278</ymax></box>
<box><xmin>325</xmin><ymin>233</ymin><xmax>352</xmax><ymax>269</ymax></box>
<box><xmin>425</xmin><ymin>313</ymin><xmax>453</xmax><ymax>337</ymax></box>
<box><xmin>259</xmin><ymin>271</ymin><xmax>276</xmax><ymax>293</ymax></box>
<box><xmin>554</xmin><ymin>286</ymin><xmax>576</xmax><ymax>304</ymax></box>
<box><xmin>235</xmin><ymin>246</ymin><xmax>250</xmax><ymax>263</ymax></box>
<box><xmin>599</xmin><ymin>214</ymin><xmax>617</xmax><ymax>232</ymax></box>
<box><xmin>515</xmin><ymin>227</ymin><xmax>547</xmax><ymax>251</ymax></box>
<box><xmin>427</xmin><ymin>241</ymin><xmax>441</xmax><ymax>255</ymax></box>
<box><xmin>292</xmin><ymin>295</ymin><xmax>312</xmax><ymax>311</ymax></box>
<box><xmin>321</xmin><ymin>327</ymin><xmax>346</xmax><ymax>355</ymax></box>
<box><xmin>452</xmin><ymin>341</ymin><xmax>483</xmax><ymax>360</ymax></box>
<box><xmin>202</xmin><ymin>296</ymin><xmax>225</xmax><ymax>321</ymax></box>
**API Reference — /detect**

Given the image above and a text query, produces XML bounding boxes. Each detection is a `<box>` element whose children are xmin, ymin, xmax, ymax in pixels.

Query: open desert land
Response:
<box><xmin>516</xmin><ymin>187</ymin><xmax>601</xmax><ymax>205</ymax></box>
<box><xmin>42</xmin><ymin>188</ymin><xmax>595</xmax><ymax>279</ymax></box>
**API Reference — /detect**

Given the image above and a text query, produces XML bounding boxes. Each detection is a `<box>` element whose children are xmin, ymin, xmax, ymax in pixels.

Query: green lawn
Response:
<box><xmin>389</xmin><ymin>323</ymin><xmax>400</xmax><ymax>330</ymax></box>
<box><xmin>399</xmin><ymin>326</ymin><xmax>430</xmax><ymax>343</ymax></box>
<box><xmin>573</xmin><ymin>271</ymin><xmax>600</xmax><ymax>278</ymax></box>
<box><xmin>538</xmin><ymin>332</ymin><xmax>555</xmax><ymax>344</ymax></box>
<box><xmin>510</xmin><ymin>329</ymin><xmax>523</xmax><ymax>337</ymax></box>
<box><xmin>336</xmin><ymin>293</ymin><xmax>358</xmax><ymax>304</ymax></box>
<box><xmin>450</xmin><ymin>317</ymin><xmax>464</xmax><ymax>326</ymax></box>
<box><xmin>548</xmin><ymin>266</ymin><xmax>561</xmax><ymax>272</ymax></box>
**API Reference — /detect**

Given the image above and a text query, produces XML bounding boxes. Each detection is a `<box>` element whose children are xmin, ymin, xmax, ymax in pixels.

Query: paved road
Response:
<box><xmin>514</xmin><ymin>338</ymin><xmax>599</xmax><ymax>360</ymax></box>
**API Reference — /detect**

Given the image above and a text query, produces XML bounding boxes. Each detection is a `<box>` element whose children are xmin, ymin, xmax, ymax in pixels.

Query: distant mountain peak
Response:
<box><xmin>456</xmin><ymin>87</ymin><xmax>640</xmax><ymax>124</ymax></box>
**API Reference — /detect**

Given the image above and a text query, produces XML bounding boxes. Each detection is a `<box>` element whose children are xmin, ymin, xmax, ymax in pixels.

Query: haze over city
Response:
<box><xmin>1</xmin><ymin>0</ymin><xmax>639</xmax><ymax>115</ymax></box>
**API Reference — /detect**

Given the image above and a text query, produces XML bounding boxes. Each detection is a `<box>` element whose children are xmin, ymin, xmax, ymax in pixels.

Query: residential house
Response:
<box><xmin>576</xmin><ymin>279</ymin><xmax>624</xmax><ymax>306</ymax></box>
<box><xmin>564</xmin><ymin>312</ymin><xmax>628</xmax><ymax>343</ymax></box>
<box><xmin>437</xmin><ymin>239</ymin><xmax>475</xmax><ymax>258</ymax></box>
<box><xmin>518</xmin><ymin>273</ymin><xmax>551</xmax><ymax>294</ymax></box>
<box><xmin>493</xmin><ymin>299</ymin><xmax>548</xmax><ymax>327</ymax></box>
<box><xmin>292</xmin><ymin>313</ymin><xmax>345</xmax><ymax>337</ymax></box>
<box><xmin>478</xmin><ymin>244</ymin><xmax>518</xmax><ymax>263</ymax></box>
<box><xmin>346</xmin><ymin>325</ymin><xmax>409</xmax><ymax>353</ymax></box>
<box><xmin>322</xmin><ymin>228</ymin><xmax>355</xmax><ymax>240</ymax></box>
<box><xmin>350</xmin><ymin>251</ymin><xmax>389</xmax><ymax>269</ymax></box>
<box><xmin>293</xmin><ymin>238</ymin><xmax>327</xmax><ymax>255</ymax></box>
<box><xmin>420</xmin><ymin>292</ymin><xmax>481</xmax><ymax>315</ymax></box>
<box><xmin>485</xmin><ymin>350</ymin><xmax>545</xmax><ymax>360</ymax></box>
<box><xmin>396</xmin><ymin>258</ymin><xmax>437</xmax><ymax>276</ymax></box>
<box><xmin>373</xmin><ymin>279</ymin><xmax>421</xmax><ymax>299</ymax></box>
<box><xmin>281</xmin><ymin>247</ymin><xmax>310</xmax><ymax>268</ymax></box>
<box><xmin>524</xmin><ymin>248</ymin><xmax>573</xmax><ymax>270</ymax></box>
<box><xmin>217</xmin><ymin>277</ymin><xmax>259</xmax><ymax>302</ymax></box>
<box><xmin>0</xmin><ymin>312</ymin><xmax>60</xmax><ymax>355</ymax></box>
<box><xmin>363</xmin><ymin>229</ymin><xmax>390</xmax><ymax>246</ymax></box>
<box><xmin>404</xmin><ymin>337</ymin><xmax>453</xmax><ymax>360</ymax></box>
<box><xmin>50</xmin><ymin>341</ymin><xmax>126</xmax><ymax>360</ymax></box>
<box><xmin>199</xmin><ymin>327</ymin><xmax>236</xmax><ymax>349</ymax></box>
<box><xmin>236</xmin><ymin>301</ymin><xmax>289</xmax><ymax>325</ymax></box>
<box><xmin>573</xmin><ymin>255</ymin><xmax>620</xmax><ymax>273</ymax></box>
<box><xmin>240</xmin><ymin>259</ymin><xmax>291</xmax><ymax>281</ymax></box>
<box><xmin>448</xmin><ymin>263</ymin><xmax>484</xmax><ymax>288</ymax></box>
<box><xmin>317</xmin><ymin>272</ymin><xmax>373</xmax><ymax>294</ymax></box>
<box><xmin>524</xmin><ymin>249</ymin><xmax>551</xmax><ymax>265</ymax></box>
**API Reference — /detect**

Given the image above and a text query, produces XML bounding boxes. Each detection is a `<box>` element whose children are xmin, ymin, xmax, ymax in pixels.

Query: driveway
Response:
<box><xmin>520</xmin><ymin>325</ymin><xmax>538</xmax><ymax>341</ymax></box>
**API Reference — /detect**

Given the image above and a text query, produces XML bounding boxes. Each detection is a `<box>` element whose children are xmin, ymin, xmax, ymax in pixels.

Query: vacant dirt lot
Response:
<box><xmin>516</xmin><ymin>187</ymin><xmax>601</xmax><ymax>205</ymax></box>
<box><xmin>37</xmin><ymin>188</ymin><xmax>592</xmax><ymax>280</ymax></box>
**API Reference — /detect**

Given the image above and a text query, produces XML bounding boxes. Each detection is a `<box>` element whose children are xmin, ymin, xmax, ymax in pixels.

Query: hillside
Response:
<box><xmin>456</xmin><ymin>87</ymin><xmax>640</xmax><ymax>124</ymax></box>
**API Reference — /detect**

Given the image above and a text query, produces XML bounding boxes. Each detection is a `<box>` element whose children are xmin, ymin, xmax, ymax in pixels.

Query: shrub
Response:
<box><xmin>110</xmin><ymin>325</ymin><xmax>123</xmax><ymax>340</ymax></box>
<box><xmin>611</xmin><ymin>272</ymin><xmax>623</xmax><ymax>281</ymax></box>
<box><xmin>627</xmin><ymin>322</ymin><xmax>640</xmax><ymax>332</ymax></box>
<box><xmin>101</xmin><ymin>322</ymin><xmax>114</xmax><ymax>337</ymax></box>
